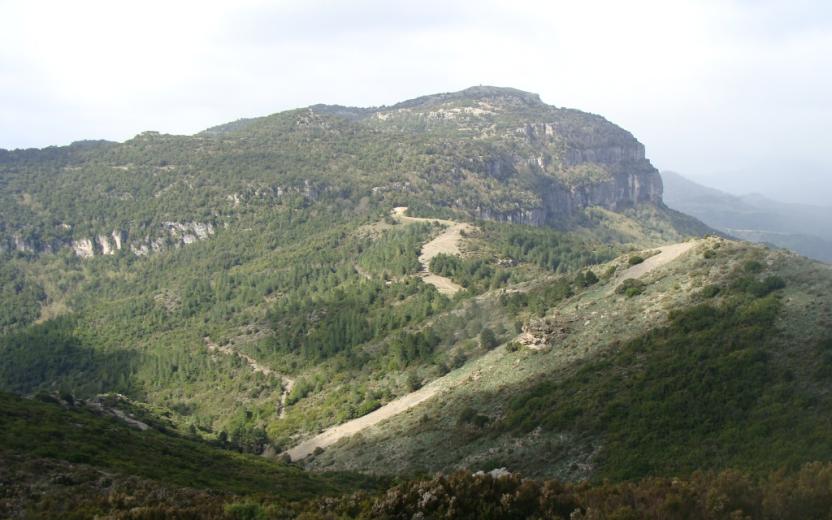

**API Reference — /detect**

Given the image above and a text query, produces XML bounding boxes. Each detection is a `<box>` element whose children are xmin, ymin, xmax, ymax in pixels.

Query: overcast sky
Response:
<box><xmin>1</xmin><ymin>0</ymin><xmax>830</xmax><ymax>204</ymax></box>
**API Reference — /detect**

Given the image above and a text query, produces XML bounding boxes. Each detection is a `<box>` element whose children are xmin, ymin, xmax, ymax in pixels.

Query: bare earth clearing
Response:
<box><xmin>392</xmin><ymin>207</ymin><xmax>474</xmax><ymax>296</ymax></box>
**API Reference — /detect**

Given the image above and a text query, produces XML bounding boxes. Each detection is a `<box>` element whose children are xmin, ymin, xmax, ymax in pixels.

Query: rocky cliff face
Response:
<box><xmin>0</xmin><ymin>86</ymin><xmax>675</xmax><ymax>256</ymax></box>
<box><xmin>455</xmin><ymin>119</ymin><xmax>663</xmax><ymax>225</ymax></box>
<box><xmin>365</xmin><ymin>87</ymin><xmax>665</xmax><ymax>226</ymax></box>
<box><xmin>1</xmin><ymin>222</ymin><xmax>215</xmax><ymax>259</ymax></box>
<box><xmin>471</xmin><ymin>167</ymin><xmax>663</xmax><ymax>227</ymax></box>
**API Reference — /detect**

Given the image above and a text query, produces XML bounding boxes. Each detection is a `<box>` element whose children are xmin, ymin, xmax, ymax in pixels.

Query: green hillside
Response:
<box><xmin>0</xmin><ymin>391</ymin><xmax>381</xmax><ymax>518</ymax></box>
<box><xmin>306</xmin><ymin>238</ymin><xmax>832</xmax><ymax>481</ymax></box>
<box><xmin>6</xmin><ymin>389</ymin><xmax>832</xmax><ymax>519</ymax></box>
<box><xmin>0</xmin><ymin>87</ymin><xmax>703</xmax><ymax>453</ymax></box>
<box><xmin>1</xmin><ymin>87</ymin><xmax>830</xmax><ymax>517</ymax></box>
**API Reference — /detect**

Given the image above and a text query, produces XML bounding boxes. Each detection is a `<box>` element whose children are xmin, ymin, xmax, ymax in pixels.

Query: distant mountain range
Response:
<box><xmin>662</xmin><ymin>171</ymin><xmax>832</xmax><ymax>262</ymax></box>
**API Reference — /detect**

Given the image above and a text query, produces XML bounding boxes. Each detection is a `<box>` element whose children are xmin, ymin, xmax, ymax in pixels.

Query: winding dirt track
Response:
<box><xmin>607</xmin><ymin>242</ymin><xmax>697</xmax><ymax>297</ymax></box>
<box><xmin>284</xmin><ymin>209</ymin><xmax>473</xmax><ymax>460</ymax></box>
<box><xmin>203</xmin><ymin>337</ymin><xmax>294</xmax><ymax>418</ymax></box>
<box><xmin>284</xmin><ymin>239</ymin><xmax>699</xmax><ymax>461</ymax></box>
<box><xmin>392</xmin><ymin>207</ymin><xmax>474</xmax><ymax>296</ymax></box>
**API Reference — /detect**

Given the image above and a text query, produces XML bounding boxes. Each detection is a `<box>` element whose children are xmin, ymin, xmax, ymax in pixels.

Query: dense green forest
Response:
<box><xmin>0</xmin><ymin>190</ymin><xmax>624</xmax><ymax>453</ymax></box>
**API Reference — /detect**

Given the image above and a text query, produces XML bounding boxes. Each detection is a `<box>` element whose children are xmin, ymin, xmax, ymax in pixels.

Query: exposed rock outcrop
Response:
<box><xmin>32</xmin><ymin>222</ymin><xmax>218</xmax><ymax>259</ymax></box>
<box><xmin>465</xmin><ymin>155</ymin><xmax>662</xmax><ymax>226</ymax></box>
<box><xmin>111</xmin><ymin>230</ymin><xmax>123</xmax><ymax>251</ymax></box>
<box><xmin>71</xmin><ymin>239</ymin><xmax>95</xmax><ymax>259</ymax></box>
<box><xmin>12</xmin><ymin>235</ymin><xmax>34</xmax><ymax>253</ymax></box>
<box><xmin>98</xmin><ymin>234</ymin><xmax>115</xmax><ymax>255</ymax></box>
<box><xmin>162</xmin><ymin>221</ymin><xmax>214</xmax><ymax>245</ymax></box>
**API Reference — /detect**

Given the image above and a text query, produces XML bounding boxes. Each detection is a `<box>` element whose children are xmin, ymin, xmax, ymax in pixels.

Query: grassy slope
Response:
<box><xmin>0</xmin><ymin>391</ymin><xmax>380</xmax><ymax>499</ymax></box>
<box><xmin>305</xmin><ymin>239</ymin><xmax>832</xmax><ymax>481</ymax></box>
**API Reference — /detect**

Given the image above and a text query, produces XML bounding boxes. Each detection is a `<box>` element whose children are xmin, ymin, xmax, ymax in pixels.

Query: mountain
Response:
<box><xmin>0</xmin><ymin>86</ymin><xmax>705</xmax><ymax>259</ymax></box>
<box><xmin>663</xmin><ymin>171</ymin><xmax>832</xmax><ymax>262</ymax></box>
<box><xmin>2</xmin><ymin>87</ymin><xmax>832</xmax><ymax>517</ymax></box>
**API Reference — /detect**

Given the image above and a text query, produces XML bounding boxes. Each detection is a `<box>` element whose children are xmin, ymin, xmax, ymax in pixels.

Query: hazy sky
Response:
<box><xmin>1</xmin><ymin>0</ymin><xmax>830</xmax><ymax>204</ymax></box>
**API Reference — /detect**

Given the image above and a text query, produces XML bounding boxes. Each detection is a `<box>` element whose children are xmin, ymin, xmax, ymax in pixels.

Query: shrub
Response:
<box><xmin>225</xmin><ymin>501</ymin><xmax>267</xmax><ymax>520</ymax></box>
<box><xmin>357</xmin><ymin>399</ymin><xmax>381</xmax><ymax>416</ymax></box>
<box><xmin>575</xmin><ymin>270</ymin><xmax>599</xmax><ymax>287</ymax></box>
<box><xmin>615</xmin><ymin>278</ymin><xmax>645</xmax><ymax>297</ymax></box>
<box><xmin>701</xmin><ymin>285</ymin><xmax>721</xmax><ymax>298</ymax></box>
<box><xmin>458</xmin><ymin>407</ymin><xmax>489</xmax><ymax>428</ymax></box>
<box><xmin>628</xmin><ymin>255</ymin><xmax>645</xmax><ymax>265</ymax></box>
<box><xmin>584</xmin><ymin>270</ymin><xmax>599</xmax><ymax>285</ymax></box>
<box><xmin>755</xmin><ymin>275</ymin><xmax>786</xmax><ymax>297</ymax></box>
<box><xmin>480</xmin><ymin>328</ymin><xmax>499</xmax><ymax>350</ymax></box>
<box><xmin>732</xmin><ymin>275</ymin><xmax>786</xmax><ymax>297</ymax></box>
<box><xmin>298</xmin><ymin>465</ymin><xmax>832</xmax><ymax>519</ymax></box>
<box><xmin>814</xmin><ymin>339</ymin><xmax>832</xmax><ymax>380</ymax></box>
<box><xmin>406</xmin><ymin>371</ymin><xmax>422</xmax><ymax>391</ymax></box>
<box><xmin>743</xmin><ymin>260</ymin><xmax>764</xmax><ymax>273</ymax></box>
<box><xmin>703</xmin><ymin>249</ymin><xmax>716</xmax><ymax>259</ymax></box>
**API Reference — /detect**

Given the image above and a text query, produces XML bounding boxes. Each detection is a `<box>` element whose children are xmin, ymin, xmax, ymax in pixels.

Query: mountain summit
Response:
<box><xmin>1</xmin><ymin>86</ymin><xmax>698</xmax><ymax>258</ymax></box>
<box><xmin>389</xmin><ymin>85</ymin><xmax>546</xmax><ymax>109</ymax></box>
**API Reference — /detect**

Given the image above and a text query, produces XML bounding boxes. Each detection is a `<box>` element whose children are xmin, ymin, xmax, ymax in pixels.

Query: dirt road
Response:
<box><xmin>392</xmin><ymin>207</ymin><xmax>474</xmax><ymax>296</ymax></box>
<box><xmin>615</xmin><ymin>241</ymin><xmax>697</xmax><ymax>282</ymax></box>
<box><xmin>285</xmin><ymin>239</ymin><xmax>700</xmax><ymax>462</ymax></box>
<box><xmin>203</xmin><ymin>337</ymin><xmax>294</xmax><ymax>419</ymax></box>
<box><xmin>286</xmin><ymin>381</ymin><xmax>440</xmax><ymax>461</ymax></box>
<box><xmin>284</xmin><ymin>210</ymin><xmax>475</xmax><ymax>459</ymax></box>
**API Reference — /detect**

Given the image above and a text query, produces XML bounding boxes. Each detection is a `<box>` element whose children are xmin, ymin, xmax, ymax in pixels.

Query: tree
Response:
<box><xmin>575</xmin><ymin>270</ymin><xmax>598</xmax><ymax>287</ymax></box>
<box><xmin>406</xmin><ymin>371</ymin><xmax>422</xmax><ymax>391</ymax></box>
<box><xmin>583</xmin><ymin>270</ymin><xmax>598</xmax><ymax>285</ymax></box>
<box><xmin>480</xmin><ymin>328</ymin><xmax>498</xmax><ymax>350</ymax></box>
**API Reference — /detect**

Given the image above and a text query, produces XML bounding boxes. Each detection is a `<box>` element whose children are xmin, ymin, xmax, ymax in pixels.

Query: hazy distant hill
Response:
<box><xmin>663</xmin><ymin>170</ymin><xmax>832</xmax><ymax>262</ymax></box>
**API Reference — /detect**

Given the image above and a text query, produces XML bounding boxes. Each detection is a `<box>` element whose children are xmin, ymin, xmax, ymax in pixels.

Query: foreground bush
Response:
<box><xmin>296</xmin><ymin>463</ymin><xmax>832</xmax><ymax>519</ymax></box>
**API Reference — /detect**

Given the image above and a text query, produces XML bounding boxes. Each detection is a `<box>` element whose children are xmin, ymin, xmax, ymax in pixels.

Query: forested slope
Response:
<box><xmin>4</xmin><ymin>87</ymin><xmax>831</xmax><ymax>518</ymax></box>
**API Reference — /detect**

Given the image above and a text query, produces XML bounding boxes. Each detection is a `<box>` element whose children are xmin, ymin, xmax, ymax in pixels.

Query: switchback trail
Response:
<box><xmin>285</xmin><ymin>210</ymin><xmax>476</xmax><ymax>459</ymax></box>
<box><xmin>392</xmin><ymin>207</ymin><xmax>474</xmax><ymax>296</ymax></box>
